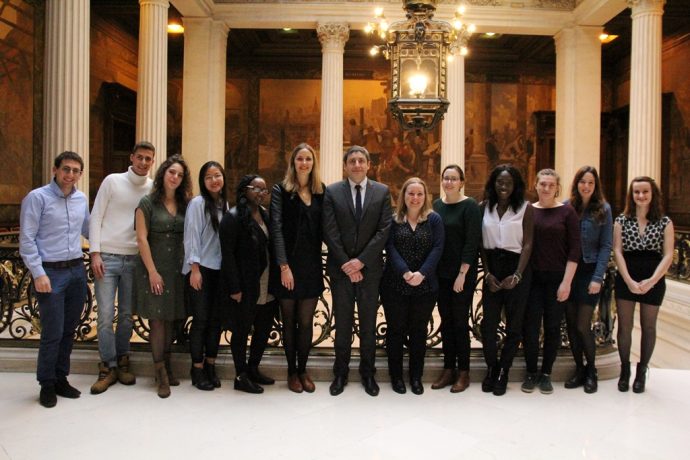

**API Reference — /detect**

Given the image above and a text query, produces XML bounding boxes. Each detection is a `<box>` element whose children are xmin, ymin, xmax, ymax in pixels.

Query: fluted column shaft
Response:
<box><xmin>138</xmin><ymin>0</ymin><xmax>169</xmax><ymax>171</ymax></box>
<box><xmin>181</xmin><ymin>19</ymin><xmax>229</xmax><ymax>192</ymax></box>
<box><xmin>43</xmin><ymin>0</ymin><xmax>90</xmax><ymax>197</ymax></box>
<box><xmin>627</xmin><ymin>0</ymin><xmax>664</xmax><ymax>182</ymax></box>
<box><xmin>317</xmin><ymin>23</ymin><xmax>349</xmax><ymax>186</ymax></box>
<box><xmin>440</xmin><ymin>56</ymin><xmax>465</xmax><ymax>189</ymax></box>
<box><xmin>554</xmin><ymin>26</ymin><xmax>602</xmax><ymax>182</ymax></box>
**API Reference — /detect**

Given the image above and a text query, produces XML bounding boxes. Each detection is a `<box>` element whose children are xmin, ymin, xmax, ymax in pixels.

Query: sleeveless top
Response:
<box><xmin>482</xmin><ymin>201</ymin><xmax>528</xmax><ymax>254</ymax></box>
<box><xmin>616</xmin><ymin>215</ymin><xmax>671</xmax><ymax>254</ymax></box>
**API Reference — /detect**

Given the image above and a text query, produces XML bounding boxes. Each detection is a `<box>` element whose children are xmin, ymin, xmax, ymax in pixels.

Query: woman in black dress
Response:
<box><xmin>219</xmin><ymin>174</ymin><xmax>277</xmax><ymax>394</ymax></box>
<box><xmin>613</xmin><ymin>176</ymin><xmax>674</xmax><ymax>393</ymax></box>
<box><xmin>270</xmin><ymin>143</ymin><xmax>325</xmax><ymax>393</ymax></box>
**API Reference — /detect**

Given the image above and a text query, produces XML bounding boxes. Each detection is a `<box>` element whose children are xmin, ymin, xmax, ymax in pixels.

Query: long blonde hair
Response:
<box><xmin>394</xmin><ymin>177</ymin><xmax>432</xmax><ymax>224</ymax></box>
<box><xmin>282</xmin><ymin>143</ymin><xmax>323</xmax><ymax>194</ymax></box>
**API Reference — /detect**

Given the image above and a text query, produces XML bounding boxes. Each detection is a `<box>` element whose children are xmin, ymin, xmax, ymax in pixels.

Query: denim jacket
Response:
<box><xmin>565</xmin><ymin>200</ymin><xmax>613</xmax><ymax>283</ymax></box>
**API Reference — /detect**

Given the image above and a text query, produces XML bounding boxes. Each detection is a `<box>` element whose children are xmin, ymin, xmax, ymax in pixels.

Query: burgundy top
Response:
<box><xmin>531</xmin><ymin>204</ymin><xmax>581</xmax><ymax>272</ymax></box>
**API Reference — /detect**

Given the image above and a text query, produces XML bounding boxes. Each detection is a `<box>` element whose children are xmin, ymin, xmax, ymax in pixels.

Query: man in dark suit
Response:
<box><xmin>323</xmin><ymin>145</ymin><xmax>392</xmax><ymax>396</ymax></box>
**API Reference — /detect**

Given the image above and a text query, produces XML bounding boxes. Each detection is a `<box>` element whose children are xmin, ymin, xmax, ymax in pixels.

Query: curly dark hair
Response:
<box><xmin>235</xmin><ymin>174</ymin><xmax>260</xmax><ymax>228</ymax></box>
<box><xmin>483</xmin><ymin>164</ymin><xmax>526</xmax><ymax>212</ymax></box>
<box><xmin>198</xmin><ymin>161</ymin><xmax>227</xmax><ymax>233</ymax></box>
<box><xmin>150</xmin><ymin>155</ymin><xmax>192</xmax><ymax>211</ymax></box>
<box><xmin>569</xmin><ymin>165</ymin><xmax>607</xmax><ymax>224</ymax></box>
<box><xmin>624</xmin><ymin>176</ymin><xmax>665</xmax><ymax>222</ymax></box>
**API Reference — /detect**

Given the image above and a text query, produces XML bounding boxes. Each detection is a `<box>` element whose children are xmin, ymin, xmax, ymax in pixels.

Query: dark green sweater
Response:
<box><xmin>432</xmin><ymin>197</ymin><xmax>482</xmax><ymax>279</ymax></box>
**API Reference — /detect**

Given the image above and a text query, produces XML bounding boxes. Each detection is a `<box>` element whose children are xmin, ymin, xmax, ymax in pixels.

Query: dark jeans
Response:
<box><xmin>187</xmin><ymin>266</ymin><xmax>222</xmax><ymax>364</ymax></box>
<box><xmin>382</xmin><ymin>289</ymin><xmax>437</xmax><ymax>380</ymax></box>
<box><xmin>331</xmin><ymin>274</ymin><xmax>381</xmax><ymax>378</ymax></box>
<box><xmin>437</xmin><ymin>272</ymin><xmax>476</xmax><ymax>371</ymax></box>
<box><xmin>36</xmin><ymin>265</ymin><xmax>87</xmax><ymax>386</ymax></box>
<box><xmin>230</xmin><ymin>299</ymin><xmax>277</xmax><ymax>374</ymax></box>
<box><xmin>523</xmin><ymin>270</ymin><xmax>566</xmax><ymax>375</ymax></box>
<box><xmin>480</xmin><ymin>249</ymin><xmax>531</xmax><ymax>371</ymax></box>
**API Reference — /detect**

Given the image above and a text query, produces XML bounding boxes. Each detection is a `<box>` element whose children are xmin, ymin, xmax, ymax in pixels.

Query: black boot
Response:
<box><xmin>584</xmin><ymin>364</ymin><xmax>598</xmax><ymax>394</ymax></box>
<box><xmin>492</xmin><ymin>368</ymin><xmax>509</xmax><ymax>396</ymax></box>
<box><xmin>564</xmin><ymin>366</ymin><xmax>585</xmax><ymax>389</ymax></box>
<box><xmin>204</xmin><ymin>361</ymin><xmax>221</xmax><ymax>388</ymax></box>
<box><xmin>190</xmin><ymin>365</ymin><xmax>214</xmax><ymax>391</ymax></box>
<box><xmin>633</xmin><ymin>363</ymin><xmax>648</xmax><ymax>394</ymax></box>
<box><xmin>618</xmin><ymin>362</ymin><xmax>631</xmax><ymax>392</ymax></box>
<box><xmin>481</xmin><ymin>366</ymin><xmax>495</xmax><ymax>393</ymax></box>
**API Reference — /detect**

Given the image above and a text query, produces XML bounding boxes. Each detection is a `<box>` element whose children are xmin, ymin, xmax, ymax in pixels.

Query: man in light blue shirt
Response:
<box><xmin>19</xmin><ymin>151</ymin><xmax>90</xmax><ymax>408</ymax></box>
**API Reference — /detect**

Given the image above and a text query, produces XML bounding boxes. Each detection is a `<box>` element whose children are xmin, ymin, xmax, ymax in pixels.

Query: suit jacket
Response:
<box><xmin>322</xmin><ymin>179</ymin><xmax>392</xmax><ymax>279</ymax></box>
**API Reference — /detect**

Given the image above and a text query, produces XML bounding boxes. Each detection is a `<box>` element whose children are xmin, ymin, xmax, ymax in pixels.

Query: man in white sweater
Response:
<box><xmin>89</xmin><ymin>142</ymin><xmax>155</xmax><ymax>394</ymax></box>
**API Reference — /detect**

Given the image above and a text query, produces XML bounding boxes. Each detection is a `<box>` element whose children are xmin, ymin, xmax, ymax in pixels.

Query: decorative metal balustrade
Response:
<box><xmin>8</xmin><ymin>228</ymin><xmax>687</xmax><ymax>351</ymax></box>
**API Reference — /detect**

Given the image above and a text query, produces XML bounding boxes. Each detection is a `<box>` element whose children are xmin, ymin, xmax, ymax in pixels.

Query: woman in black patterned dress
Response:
<box><xmin>613</xmin><ymin>176</ymin><xmax>674</xmax><ymax>393</ymax></box>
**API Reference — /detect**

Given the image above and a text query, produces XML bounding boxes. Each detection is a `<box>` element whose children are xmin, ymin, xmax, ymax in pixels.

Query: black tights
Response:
<box><xmin>565</xmin><ymin>303</ymin><xmax>596</xmax><ymax>368</ymax></box>
<box><xmin>280</xmin><ymin>298</ymin><xmax>318</xmax><ymax>375</ymax></box>
<box><xmin>616</xmin><ymin>298</ymin><xmax>659</xmax><ymax>367</ymax></box>
<box><xmin>149</xmin><ymin>319</ymin><xmax>173</xmax><ymax>363</ymax></box>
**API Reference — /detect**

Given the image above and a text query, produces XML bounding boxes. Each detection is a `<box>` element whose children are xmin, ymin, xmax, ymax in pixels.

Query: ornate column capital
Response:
<box><xmin>317</xmin><ymin>22</ymin><xmax>349</xmax><ymax>52</ymax></box>
<box><xmin>627</xmin><ymin>0</ymin><xmax>665</xmax><ymax>16</ymax></box>
<box><xmin>139</xmin><ymin>0</ymin><xmax>169</xmax><ymax>7</ymax></box>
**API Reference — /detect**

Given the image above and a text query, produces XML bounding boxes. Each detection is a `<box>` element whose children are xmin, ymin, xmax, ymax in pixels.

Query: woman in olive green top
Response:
<box><xmin>431</xmin><ymin>165</ymin><xmax>482</xmax><ymax>392</ymax></box>
<box><xmin>134</xmin><ymin>155</ymin><xmax>192</xmax><ymax>398</ymax></box>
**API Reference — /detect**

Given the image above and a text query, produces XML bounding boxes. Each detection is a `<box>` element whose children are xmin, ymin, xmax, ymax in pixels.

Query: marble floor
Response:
<box><xmin>0</xmin><ymin>369</ymin><xmax>687</xmax><ymax>460</ymax></box>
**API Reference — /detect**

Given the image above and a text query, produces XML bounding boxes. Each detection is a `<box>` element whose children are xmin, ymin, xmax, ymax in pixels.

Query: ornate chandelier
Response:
<box><xmin>366</xmin><ymin>1</ymin><xmax>475</xmax><ymax>132</ymax></box>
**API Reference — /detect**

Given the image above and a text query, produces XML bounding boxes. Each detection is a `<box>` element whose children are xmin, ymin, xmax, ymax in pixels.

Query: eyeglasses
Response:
<box><xmin>246</xmin><ymin>186</ymin><xmax>269</xmax><ymax>194</ymax></box>
<box><xmin>60</xmin><ymin>166</ymin><xmax>82</xmax><ymax>175</ymax></box>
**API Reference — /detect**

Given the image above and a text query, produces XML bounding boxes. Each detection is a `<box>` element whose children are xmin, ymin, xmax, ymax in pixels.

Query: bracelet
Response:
<box><xmin>513</xmin><ymin>271</ymin><xmax>522</xmax><ymax>283</ymax></box>
<box><xmin>280</xmin><ymin>264</ymin><xmax>289</xmax><ymax>272</ymax></box>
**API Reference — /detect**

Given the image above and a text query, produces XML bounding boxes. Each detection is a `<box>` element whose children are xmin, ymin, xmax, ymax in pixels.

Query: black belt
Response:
<box><xmin>42</xmin><ymin>258</ymin><xmax>83</xmax><ymax>269</ymax></box>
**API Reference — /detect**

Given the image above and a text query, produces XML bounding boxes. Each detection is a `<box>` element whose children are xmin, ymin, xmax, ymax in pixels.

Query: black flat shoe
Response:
<box><xmin>234</xmin><ymin>372</ymin><xmax>264</xmax><ymax>394</ymax></box>
<box><xmin>564</xmin><ymin>367</ymin><xmax>585</xmax><ymax>389</ymax></box>
<box><xmin>39</xmin><ymin>385</ymin><xmax>57</xmax><ymax>408</ymax></box>
<box><xmin>55</xmin><ymin>379</ymin><xmax>81</xmax><ymax>398</ymax></box>
<box><xmin>492</xmin><ymin>368</ymin><xmax>508</xmax><ymax>396</ymax></box>
<box><xmin>410</xmin><ymin>378</ymin><xmax>424</xmax><ymax>395</ymax></box>
<box><xmin>330</xmin><ymin>376</ymin><xmax>348</xmax><ymax>396</ymax></box>
<box><xmin>362</xmin><ymin>376</ymin><xmax>379</xmax><ymax>397</ymax></box>
<box><xmin>391</xmin><ymin>379</ymin><xmax>406</xmax><ymax>394</ymax></box>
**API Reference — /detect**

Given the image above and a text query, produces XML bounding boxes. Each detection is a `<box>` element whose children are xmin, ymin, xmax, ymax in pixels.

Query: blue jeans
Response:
<box><xmin>36</xmin><ymin>265</ymin><xmax>87</xmax><ymax>386</ymax></box>
<box><xmin>94</xmin><ymin>253</ymin><xmax>136</xmax><ymax>366</ymax></box>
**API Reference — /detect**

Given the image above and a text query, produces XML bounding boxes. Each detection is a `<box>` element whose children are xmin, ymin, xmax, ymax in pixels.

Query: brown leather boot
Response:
<box><xmin>450</xmin><ymin>370</ymin><xmax>470</xmax><ymax>393</ymax></box>
<box><xmin>164</xmin><ymin>353</ymin><xmax>179</xmax><ymax>386</ymax></box>
<box><xmin>431</xmin><ymin>369</ymin><xmax>455</xmax><ymax>390</ymax></box>
<box><xmin>90</xmin><ymin>362</ymin><xmax>117</xmax><ymax>395</ymax></box>
<box><xmin>288</xmin><ymin>374</ymin><xmax>303</xmax><ymax>393</ymax></box>
<box><xmin>155</xmin><ymin>361</ymin><xmax>170</xmax><ymax>398</ymax></box>
<box><xmin>117</xmin><ymin>355</ymin><xmax>136</xmax><ymax>385</ymax></box>
<box><xmin>299</xmin><ymin>372</ymin><xmax>316</xmax><ymax>393</ymax></box>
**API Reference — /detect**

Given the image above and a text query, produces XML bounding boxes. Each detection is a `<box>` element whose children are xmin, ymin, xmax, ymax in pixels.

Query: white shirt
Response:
<box><xmin>482</xmin><ymin>201</ymin><xmax>528</xmax><ymax>254</ymax></box>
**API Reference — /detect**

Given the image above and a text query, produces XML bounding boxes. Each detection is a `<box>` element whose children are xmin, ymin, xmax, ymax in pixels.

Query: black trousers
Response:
<box><xmin>523</xmin><ymin>270</ymin><xmax>566</xmax><ymax>375</ymax></box>
<box><xmin>480</xmin><ymin>250</ymin><xmax>531</xmax><ymax>371</ymax></box>
<box><xmin>382</xmin><ymin>289</ymin><xmax>437</xmax><ymax>380</ymax></box>
<box><xmin>437</xmin><ymin>273</ymin><xmax>476</xmax><ymax>371</ymax></box>
<box><xmin>331</xmin><ymin>274</ymin><xmax>381</xmax><ymax>378</ymax></box>
<box><xmin>187</xmin><ymin>266</ymin><xmax>222</xmax><ymax>364</ymax></box>
<box><xmin>230</xmin><ymin>299</ymin><xmax>277</xmax><ymax>375</ymax></box>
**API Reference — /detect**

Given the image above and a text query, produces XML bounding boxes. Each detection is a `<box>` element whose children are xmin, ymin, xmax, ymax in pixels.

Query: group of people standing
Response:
<box><xmin>19</xmin><ymin>142</ymin><xmax>674</xmax><ymax>408</ymax></box>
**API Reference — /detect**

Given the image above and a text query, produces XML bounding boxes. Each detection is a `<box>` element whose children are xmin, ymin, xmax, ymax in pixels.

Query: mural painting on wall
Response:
<box><xmin>0</xmin><ymin>0</ymin><xmax>34</xmax><ymax>206</ymax></box>
<box><xmin>668</xmin><ymin>96</ymin><xmax>690</xmax><ymax>227</ymax></box>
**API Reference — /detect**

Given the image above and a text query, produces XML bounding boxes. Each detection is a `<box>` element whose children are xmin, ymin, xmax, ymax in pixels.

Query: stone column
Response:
<box><xmin>441</xmin><ymin>56</ymin><xmax>465</xmax><ymax>190</ymax></box>
<box><xmin>554</xmin><ymin>25</ymin><xmax>602</xmax><ymax>183</ymax></box>
<box><xmin>43</xmin><ymin>0</ymin><xmax>90</xmax><ymax>197</ymax></box>
<box><xmin>627</xmin><ymin>0</ymin><xmax>665</xmax><ymax>182</ymax></box>
<box><xmin>317</xmin><ymin>22</ymin><xmax>349</xmax><ymax>186</ymax></box>
<box><xmin>138</xmin><ymin>0</ymin><xmax>169</xmax><ymax>171</ymax></box>
<box><xmin>181</xmin><ymin>19</ymin><xmax>229</xmax><ymax>192</ymax></box>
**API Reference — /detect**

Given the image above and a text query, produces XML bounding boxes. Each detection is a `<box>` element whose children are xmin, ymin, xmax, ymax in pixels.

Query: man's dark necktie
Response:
<box><xmin>355</xmin><ymin>184</ymin><xmax>362</xmax><ymax>222</ymax></box>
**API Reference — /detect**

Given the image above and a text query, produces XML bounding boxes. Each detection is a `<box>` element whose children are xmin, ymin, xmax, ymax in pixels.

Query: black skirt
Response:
<box><xmin>615</xmin><ymin>250</ymin><xmax>666</xmax><ymax>306</ymax></box>
<box><xmin>569</xmin><ymin>262</ymin><xmax>600</xmax><ymax>307</ymax></box>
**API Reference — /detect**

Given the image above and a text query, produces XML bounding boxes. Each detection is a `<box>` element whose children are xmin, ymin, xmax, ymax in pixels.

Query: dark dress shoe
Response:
<box><xmin>584</xmin><ymin>365</ymin><xmax>598</xmax><ymax>394</ymax></box>
<box><xmin>39</xmin><ymin>385</ymin><xmax>57</xmax><ymax>408</ymax></box>
<box><xmin>249</xmin><ymin>366</ymin><xmax>275</xmax><ymax>385</ymax></box>
<box><xmin>288</xmin><ymin>374</ymin><xmax>304</xmax><ymax>393</ymax></box>
<box><xmin>204</xmin><ymin>362</ymin><xmax>221</xmax><ymax>388</ymax></box>
<box><xmin>481</xmin><ymin>367</ymin><xmax>495</xmax><ymax>393</ymax></box>
<box><xmin>564</xmin><ymin>366</ymin><xmax>585</xmax><ymax>389</ymax></box>
<box><xmin>362</xmin><ymin>376</ymin><xmax>379</xmax><ymax>396</ymax></box>
<box><xmin>492</xmin><ymin>368</ymin><xmax>508</xmax><ymax>396</ymax></box>
<box><xmin>410</xmin><ymin>378</ymin><xmax>424</xmax><ymax>395</ymax></box>
<box><xmin>55</xmin><ymin>379</ymin><xmax>81</xmax><ymax>398</ymax></box>
<box><xmin>329</xmin><ymin>376</ymin><xmax>348</xmax><ymax>396</ymax></box>
<box><xmin>391</xmin><ymin>379</ymin><xmax>407</xmax><ymax>394</ymax></box>
<box><xmin>234</xmin><ymin>372</ymin><xmax>264</xmax><ymax>394</ymax></box>
<box><xmin>299</xmin><ymin>373</ymin><xmax>316</xmax><ymax>393</ymax></box>
<box><xmin>191</xmin><ymin>366</ymin><xmax>214</xmax><ymax>391</ymax></box>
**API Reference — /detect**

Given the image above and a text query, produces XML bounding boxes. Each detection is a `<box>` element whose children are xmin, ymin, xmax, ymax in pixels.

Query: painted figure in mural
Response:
<box><xmin>485</xmin><ymin>132</ymin><xmax>500</xmax><ymax>167</ymax></box>
<box><xmin>89</xmin><ymin>141</ymin><xmax>155</xmax><ymax>395</ymax></box>
<box><xmin>270</xmin><ymin>143</ymin><xmax>325</xmax><ymax>393</ymax></box>
<box><xmin>19</xmin><ymin>151</ymin><xmax>89</xmax><ymax>408</ymax></box>
<box><xmin>133</xmin><ymin>155</ymin><xmax>192</xmax><ymax>398</ymax></box>
<box><xmin>381</xmin><ymin>177</ymin><xmax>444</xmax><ymax>395</ymax></box>
<box><xmin>431</xmin><ymin>165</ymin><xmax>481</xmax><ymax>393</ymax></box>
<box><xmin>183</xmin><ymin>161</ymin><xmax>228</xmax><ymax>391</ymax></box>
<box><xmin>522</xmin><ymin>169</ymin><xmax>580</xmax><ymax>395</ymax></box>
<box><xmin>479</xmin><ymin>164</ymin><xmax>534</xmax><ymax>396</ymax></box>
<box><xmin>219</xmin><ymin>174</ymin><xmax>278</xmax><ymax>394</ymax></box>
<box><xmin>323</xmin><ymin>145</ymin><xmax>392</xmax><ymax>397</ymax></box>
<box><xmin>613</xmin><ymin>177</ymin><xmax>674</xmax><ymax>393</ymax></box>
<box><xmin>562</xmin><ymin>166</ymin><xmax>613</xmax><ymax>394</ymax></box>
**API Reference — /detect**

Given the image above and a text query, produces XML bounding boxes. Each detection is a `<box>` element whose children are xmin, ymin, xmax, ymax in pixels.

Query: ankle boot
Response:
<box><xmin>451</xmin><ymin>370</ymin><xmax>470</xmax><ymax>393</ymax></box>
<box><xmin>204</xmin><ymin>361</ymin><xmax>221</xmax><ymax>388</ymax></box>
<box><xmin>618</xmin><ymin>362</ymin><xmax>631</xmax><ymax>392</ymax></box>
<box><xmin>154</xmin><ymin>361</ymin><xmax>170</xmax><ymax>398</ymax></box>
<box><xmin>190</xmin><ymin>365</ymin><xmax>214</xmax><ymax>391</ymax></box>
<box><xmin>164</xmin><ymin>353</ymin><xmax>179</xmax><ymax>386</ymax></box>
<box><xmin>492</xmin><ymin>368</ymin><xmax>509</xmax><ymax>396</ymax></box>
<box><xmin>564</xmin><ymin>366</ymin><xmax>585</xmax><ymax>389</ymax></box>
<box><xmin>584</xmin><ymin>364</ymin><xmax>598</xmax><ymax>394</ymax></box>
<box><xmin>633</xmin><ymin>363</ymin><xmax>648</xmax><ymax>394</ymax></box>
<box><xmin>234</xmin><ymin>372</ymin><xmax>264</xmax><ymax>394</ymax></box>
<box><xmin>481</xmin><ymin>366</ymin><xmax>495</xmax><ymax>393</ymax></box>
<box><xmin>431</xmin><ymin>369</ymin><xmax>455</xmax><ymax>390</ymax></box>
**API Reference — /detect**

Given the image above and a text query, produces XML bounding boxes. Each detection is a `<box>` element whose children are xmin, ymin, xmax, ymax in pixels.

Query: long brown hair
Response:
<box><xmin>282</xmin><ymin>143</ymin><xmax>323</xmax><ymax>194</ymax></box>
<box><xmin>569</xmin><ymin>165</ymin><xmax>607</xmax><ymax>223</ymax></box>
<box><xmin>624</xmin><ymin>176</ymin><xmax>664</xmax><ymax>222</ymax></box>
<box><xmin>394</xmin><ymin>177</ymin><xmax>432</xmax><ymax>224</ymax></box>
